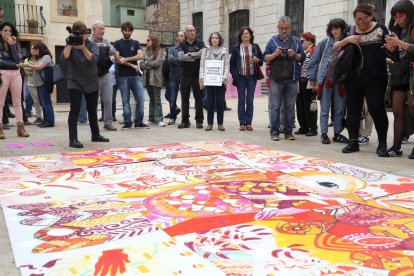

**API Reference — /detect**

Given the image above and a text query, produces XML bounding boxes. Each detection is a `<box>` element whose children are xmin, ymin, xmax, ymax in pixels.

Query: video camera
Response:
<box><xmin>65</xmin><ymin>26</ymin><xmax>91</xmax><ymax>46</ymax></box>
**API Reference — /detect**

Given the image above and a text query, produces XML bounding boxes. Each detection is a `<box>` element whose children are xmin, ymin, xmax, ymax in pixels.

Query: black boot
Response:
<box><xmin>376</xmin><ymin>141</ymin><xmax>387</xmax><ymax>157</ymax></box>
<box><xmin>69</xmin><ymin>139</ymin><xmax>84</xmax><ymax>148</ymax></box>
<box><xmin>342</xmin><ymin>140</ymin><xmax>359</xmax><ymax>153</ymax></box>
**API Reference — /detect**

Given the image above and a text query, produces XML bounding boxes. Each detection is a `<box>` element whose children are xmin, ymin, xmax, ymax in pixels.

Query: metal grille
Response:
<box><xmin>192</xmin><ymin>12</ymin><xmax>203</xmax><ymax>41</ymax></box>
<box><xmin>285</xmin><ymin>0</ymin><xmax>304</xmax><ymax>37</ymax></box>
<box><xmin>228</xmin><ymin>10</ymin><xmax>249</xmax><ymax>53</ymax></box>
<box><xmin>358</xmin><ymin>0</ymin><xmax>386</xmax><ymax>25</ymax></box>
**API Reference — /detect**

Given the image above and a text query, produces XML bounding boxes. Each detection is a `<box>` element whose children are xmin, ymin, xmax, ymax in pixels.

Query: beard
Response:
<box><xmin>123</xmin><ymin>33</ymin><xmax>131</xmax><ymax>39</ymax></box>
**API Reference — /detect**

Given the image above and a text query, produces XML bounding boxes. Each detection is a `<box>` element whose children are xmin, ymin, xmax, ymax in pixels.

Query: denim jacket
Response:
<box><xmin>168</xmin><ymin>45</ymin><xmax>183</xmax><ymax>80</ymax></box>
<box><xmin>263</xmin><ymin>34</ymin><xmax>305</xmax><ymax>81</ymax></box>
<box><xmin>229</xmin><ymin>43</ymin><xmax>263</xmax><ymax>81</ymax></box>
<box><xmin>307</xmin><ymin>37</ymin><xmax>333</xmax><ymax>84</ymax></box>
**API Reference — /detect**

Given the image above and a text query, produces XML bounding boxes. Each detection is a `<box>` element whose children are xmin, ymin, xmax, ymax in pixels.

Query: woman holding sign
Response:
<box><xmin>199</xmin><ymin>32</ymin><xmax>229</xmax><ymax>131</ymax></box>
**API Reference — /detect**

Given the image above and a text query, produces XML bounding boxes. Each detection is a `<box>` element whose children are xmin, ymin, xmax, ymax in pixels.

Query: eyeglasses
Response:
<box><xmin>354</xmin><ymin>15</ymin><xmax>369</xmax><ymax>23</ymax></box>
<box><xmin>278</xmin><ymin>27</ymin><xmax>290</xmax><ymax>31</ymax></box>
<box><xmin>393</xmin><ymin>13</ymin><xmax>405</xmax><ymax>20</ymax></box>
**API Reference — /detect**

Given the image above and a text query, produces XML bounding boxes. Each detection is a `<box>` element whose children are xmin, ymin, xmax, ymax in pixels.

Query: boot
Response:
<box><xmin>342</xmin><ymin>140</ymin><xmax>359</xmax><ymax>153</ymax></box>
<box><xmin>0</xmin><ymin>125</ymin><xmax>4</xmax><ymax>139</ymax></box>
<box><xmin>17</xmin><ymin>122</ymin><xmax>29</xmax><ymax>137</ymax></box>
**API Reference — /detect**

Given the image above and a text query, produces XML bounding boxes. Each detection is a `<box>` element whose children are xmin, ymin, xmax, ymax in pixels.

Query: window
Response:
<box><xmin>358</xmin><ymin>0</ymin><xmax>386</xmax><ymax>24</ymax></box>
<box><xmin>229</xmin><ymin>10</ymin><xmax>249</xmax><ymax>53</ymax></box>
<box><xmin>285</xmin><ymin>0</ymin><xmax>304</xmax><ymax>37</ymax></box>
<box><xmin>192</xmin><ymin>12</ymin><xmax>203</xmax><ymax>41</ymax></box>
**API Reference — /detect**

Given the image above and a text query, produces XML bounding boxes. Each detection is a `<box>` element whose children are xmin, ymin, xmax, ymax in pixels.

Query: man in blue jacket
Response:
<box><xmin>264</xmin><ymin>16</ymin><xmax>305</xmax><ymax>141</ymax></box>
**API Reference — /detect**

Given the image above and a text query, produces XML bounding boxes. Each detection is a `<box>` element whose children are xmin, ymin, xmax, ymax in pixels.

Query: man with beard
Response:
<box><xmin>114</xmin><ymin>21</ymin><xmax>149</xmax><ymax>130</ymax></box>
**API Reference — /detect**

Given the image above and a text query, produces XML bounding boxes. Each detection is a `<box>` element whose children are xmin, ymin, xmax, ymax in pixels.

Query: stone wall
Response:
<box><xmin>145</xmin><ymin>0</ymin><xmax>180</xmax><ymax>32</ymax></box>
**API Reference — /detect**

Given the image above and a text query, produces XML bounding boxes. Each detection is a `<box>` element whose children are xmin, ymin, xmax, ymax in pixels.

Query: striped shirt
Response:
<box><xmin>239</xmin><ymin>44</ymin><xmax>254</xmax><ymax>76</ymax></box>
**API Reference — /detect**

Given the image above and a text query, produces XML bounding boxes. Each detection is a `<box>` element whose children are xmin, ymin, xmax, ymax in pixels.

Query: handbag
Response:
<box><xmin>52</xmin><ymin>64</ymin><xmax>65</xmax><ymax>83</ymax></box>
<box><xmin>388</xmin><ymin>59</ymin><xmax>410</xmax><ymax>87</ymax></box>
<box><xmin>255</xmin><ymin>62</ymin><xmax>264</xmax><ymax>80</ymax></box>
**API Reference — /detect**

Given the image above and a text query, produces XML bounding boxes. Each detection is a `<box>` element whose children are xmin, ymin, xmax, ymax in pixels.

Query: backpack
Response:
<box><xmin>270</xmin><ymin>37</ymin><xmax>294</xmax><ymax>82</ymax></box>
<box><xmin>97</xmin><ymin>45</ymin><xmax>113</xmax><ymax>77</ymax></box>
<box><xmin>325</xmin><ymin>25</ymin><xmax>363</xmax><ymax>87</ymax></box>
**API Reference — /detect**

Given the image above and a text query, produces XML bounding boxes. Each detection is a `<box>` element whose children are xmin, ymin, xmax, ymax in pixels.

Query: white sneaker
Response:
<box><xmin>357</xmin><ymin>135</ymin><xmax>369</xmax><ymax>145</ymax></box>
<box><xmin>158</xmin><ymin>122</ymin><xmax>166</xmax><ymax>127</ymax></box>
<box><xmin>167</xmin><ymin>119</ymin><xmax>175</xmax><ymax>125</ymax></box>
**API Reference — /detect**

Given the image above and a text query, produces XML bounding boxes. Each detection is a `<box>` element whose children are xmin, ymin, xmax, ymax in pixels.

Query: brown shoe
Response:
<box><xmin>239</xmin><ymin>125</ymin><xmax>246</xmax><ymax>131</ymax></box>
<box><xmin>218</xmin><ymin>125</ymin><xmax>225</xmax><ymax>131</ymax></box>
<box><xmin>246</xmin><ymin>125</ymin><xmax>253</xmax><ymax>131</ymax></box>
<box><xmin>205</xmin><ymin>124</ymin><xmax>213</xmax><ymax>131</ymax></box>
<box><xmin>17</xmin><ymin>122</ymin><xmax>29</xmax><ymax>137</ymax></box>
<box><xmin>0</xmin><ymin>125</ymin><xmax>4</xmax><ymax>139</ymax></box>
<box><xmin>104</xmin><ymin>124</ymin><xmax>117</xmax><ymax>131</ymax></box>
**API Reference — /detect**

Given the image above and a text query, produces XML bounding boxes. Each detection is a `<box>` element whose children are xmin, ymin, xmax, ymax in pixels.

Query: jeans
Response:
<box><xmin>168</xmin><ymin>78</ymin><xmax>180</xmax><ymax>120</ymax></box>
<box><xmin>269</xmin><ymin>79</ymin><xmax>298</xmax><ymax>135</ymax></box>
<box><xmin>147</xmin><ymin>85</ymin><xmax>163</xmax><ymax>123</ymax></box>
<box><xmin>37</xmin><ymin>84</ymin><xmax>55</xmax><ymax>125</ymax></box>
<box><xmin>112</xmin><ymin>84</ymin><xmax>118</xmax><ymax>119</ymax></box>
<box><xmin>320</xmin><ymin>82</ymin><xmax>345</xmax><ymax>135</ymax></box>
<box><xmin>205</xmin><ymin>85</ymin><xmax>225</xmax><ymax>125</ymax></box>
<box><xmin>27</xmin><ymin>86</ymin><xmax>42</xmax><ymax>120</ymax></box>
<box><xmin>0</xmin><ymin>69</ymin><xmax>23</xmax><ymax>123</ymax></box>
<box><xmin>118</xmin><ymin>76</ymin><xmax>145</xmax><ymax>125</ymax></box>
<box><xmin>98</xmin><ymin>73</ymin><xmax>113</xmax><ymax>124</ymax></box>
<box><xmin>236</xmin><ymin>75</ymin><xmax>257</xmax><ymax>125</ymax></box>
<box><xmin>78</xmin><ymin>95</ymin><xmax>88</xmax><ymax>123</ymax></box>
<box><xmin>24</xmin><ymin>82</ymin><xmax>34</xmax><ymax>116</ymax></box>
<box><xmin>68</xmin><ymin>89</ymin><xmax>100</xmax><ymax>141</ymax></box>
<box><xmin>180</xmin><ymin>75</ymin><xmax>204</xmax><ymax>124</ymax></box>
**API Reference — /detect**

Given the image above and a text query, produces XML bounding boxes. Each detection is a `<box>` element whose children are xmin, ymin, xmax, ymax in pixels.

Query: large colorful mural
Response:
<box><xmin>2</xmin><ymin>140</ymin><xmax>414</xmax><ymax>275</ymax></box>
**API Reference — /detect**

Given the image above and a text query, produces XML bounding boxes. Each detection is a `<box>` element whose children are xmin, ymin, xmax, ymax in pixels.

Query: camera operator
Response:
<box><xmin>62</xmin><ymin>20</ymin><xmax>109</xmax><ymax>148</ymax></box>
<box><xmin>263</xmin><ymin>16</ymin><xmax>305</xmax><ymax>141</ymax></box>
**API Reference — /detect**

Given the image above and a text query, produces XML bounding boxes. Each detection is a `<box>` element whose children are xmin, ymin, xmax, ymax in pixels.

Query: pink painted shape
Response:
<box><xmin>7</xmin><ymin>143</ymin><xmax>29</xmax><ymax>149</ymax></box>
<box><xmin>31</xmin><ymin>141</ymin><xmax>54</xmax><ymax>147</ymax></box>
<box><xmin>226</xmin><ymin>73</ymin><xmax>262</xmax><ymax>98</ymax></box>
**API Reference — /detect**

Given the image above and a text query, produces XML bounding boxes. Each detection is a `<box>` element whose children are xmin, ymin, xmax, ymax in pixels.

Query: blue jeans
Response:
<box><xmin>78</xmin><ymin>95</ymin><xmax>88</xmax><ymax>123</ymax></box>
<box><xmin>37</xmin><ymin>84</ymin><xmax>55</xmax><ymax>125</ymax></box>
<box><xmin>24</xmin><ymin>83</ymin><xmax>33</xmax><ymax>116</ymax></box>
<box><xmin>269</xmin><ymin>80</ymin><xmax>298</xmax><ymax>135</ymax></box>
<box><xmin>168</xmin><ymin>78</ymin><xmax>180</xmax><ymax>120</ymax></box>
<box><xmin>236</xmin><ymin>75</ymin><xmax>257</xmax><ymax>125</ymax></box>
<box><xmin>118</xmin><ymin>76</ymin><xmax>145</xmax><ymax>125</ymax></box>
<box><xmin>320</xmin><ymin>82</ymin><xmax>346</xmax><ymax>135</ymax></box>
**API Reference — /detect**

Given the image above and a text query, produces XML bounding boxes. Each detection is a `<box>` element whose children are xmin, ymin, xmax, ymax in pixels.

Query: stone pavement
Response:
<box><xmin>1</xmin><ymin>94</ymin><xmax>414</xmax><ymax>275</ymax></box>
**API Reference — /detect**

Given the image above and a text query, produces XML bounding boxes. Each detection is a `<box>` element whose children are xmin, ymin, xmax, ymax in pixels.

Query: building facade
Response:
<box><xmin>179</xmin><ymin>0</ymin><xmax>398</xmax><ymax>51</ymax></box>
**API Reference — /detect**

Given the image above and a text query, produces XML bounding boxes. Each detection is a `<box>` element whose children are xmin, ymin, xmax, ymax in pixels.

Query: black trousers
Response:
<box><xmin>68</xmin><ymin>89</ymin><xmax>100</xmax><ymax>140</ymax></box>
<box><xmin>296</xmin><ymin>80</ymin><xmax>317</xmax><ymax>132</ymax></box>
<box><xmin>180</xmin><ymin>75</ymin><xmax>204</xmax><ymax>124</ymax></box>
<box><xmin>345</xmin><ymin>83</ymin><xmax>388</xmax><ymax>142</ymax></box>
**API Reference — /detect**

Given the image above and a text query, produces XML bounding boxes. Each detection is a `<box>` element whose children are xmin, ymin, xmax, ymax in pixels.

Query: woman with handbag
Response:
<box><xmin>230</xmin><ymin>26</ymin><xmax>263</xmax><ymax>131</ymax></box>
<box><xmin>384</xmin><ymin>0</ymin><xmax>414</xmax><ymax>158</ymax></box>
<box><xmin>141</xmin><ymin>35</ymin><xmax>165</xmax><ymax>127</ymax></box>
<box><xmin>0</xmin><ymin>22</ymin><xmax>29</xmax><ymax>139</ymax></box>
<box><xmin>295</xmin><ymin>32</ymin><xmax>318</xmax><ymax>137</ymax></box>
<box><xmin>199</xmin><ymin>32</ymin><xmax>229</xmax><ymax>131</ymax></box>
<box><xmin>333</xmin><ymin>3</ymin><xmax>390</xmax><ymax>156</ymax></box>
<box><xmin>308</xmin><ymin>18</ymin><xmax>349</xmax><ymax>145</ymax></box>
<box><xmin>22</xmin><ymin>42</ymin><xmax>55</xmax><ymax>128</ymax></box>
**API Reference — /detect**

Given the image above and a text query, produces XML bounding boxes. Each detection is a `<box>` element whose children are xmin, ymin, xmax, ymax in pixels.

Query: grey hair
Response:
<box><xmin>91</xmin><ymin>20</ymin><xmax>105</xmax><ymax>29</ymax></box>
<box><xmin>279</xmin><ymin>16</ymin><xmax>291</xmax><ymax>24</ymax></box>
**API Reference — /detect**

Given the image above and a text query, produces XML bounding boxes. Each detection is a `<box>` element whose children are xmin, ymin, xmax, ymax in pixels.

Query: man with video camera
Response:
<box><xmin>263</xmin><ymin>16</ymin><xmax>305</xmax><ymax>142</ymax></box>
<box><xmin>62</xmin><ymin>20</ymin><xmax>109</xmax><ymax>148</ymax></box>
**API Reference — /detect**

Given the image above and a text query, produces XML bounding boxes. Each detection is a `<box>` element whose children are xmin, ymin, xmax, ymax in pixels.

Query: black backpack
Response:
<box><xmin>270</xmin><ymin>38</ymin><xmax>294</xmax><ymax>82</ymax></box>
<box><xmin>97</xmin><ymin>45</ymin><xmax>113</xmax><ymax>77</ymax></box>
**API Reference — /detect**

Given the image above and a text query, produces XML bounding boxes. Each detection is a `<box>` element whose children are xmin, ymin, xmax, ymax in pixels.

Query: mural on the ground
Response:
<box><xmin>2</xmin><ymin>140</ymin><xmax>414</xmax><ymax>275</ymax></box>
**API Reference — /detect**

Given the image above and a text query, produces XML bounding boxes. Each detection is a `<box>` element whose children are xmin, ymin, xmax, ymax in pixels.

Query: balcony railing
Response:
<box><xmin>0</xmin><ymin>3</ymin><xmax>46</xmax><ymax>35</ymax></box>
